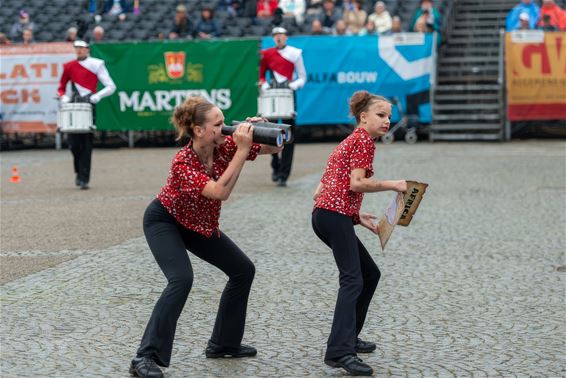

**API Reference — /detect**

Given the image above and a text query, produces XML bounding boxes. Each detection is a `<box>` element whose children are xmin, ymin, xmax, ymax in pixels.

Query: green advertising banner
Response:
<box><xmin>90</xmin><ymin>39</ymin><xmax>259</xmax><ymax>131</ymax></box>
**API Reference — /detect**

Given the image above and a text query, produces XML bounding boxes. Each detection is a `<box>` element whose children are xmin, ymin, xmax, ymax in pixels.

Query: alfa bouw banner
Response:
<box><xmin>261</xmin><ymin>33</ymin><xmax>436</xmax><ymax>125</ymax></box>
<box><xmin>91</xmin><ymin>39</ymin><xmax>259</xmax><ymax>130</ymax></box>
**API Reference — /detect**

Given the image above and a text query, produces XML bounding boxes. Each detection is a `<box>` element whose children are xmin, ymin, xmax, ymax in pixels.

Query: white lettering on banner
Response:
<box><xmin>378</xmin><ymin>34</ymin><xmax>433</xmax><ymax>80</ymax></box>
<box><xmin>119</xmin><ymin>89</ymin><xmax>232</xmax><ymax>112</ymax></box>
<box><xmin>337</xmin><ymin>71</ymin><xmax>378</xmax><ymax>84</ymax></box>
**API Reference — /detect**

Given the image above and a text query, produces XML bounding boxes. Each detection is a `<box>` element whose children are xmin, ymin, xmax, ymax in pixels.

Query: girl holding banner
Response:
<box><xmin>312</xmin><ymin>91</ymin><xmax>406</xmax><ymax>376</ymax></box>
<box><xmin>130</xmin><ymin>96</ymin><xmax>281</xmax><ymax>378</ymax></box>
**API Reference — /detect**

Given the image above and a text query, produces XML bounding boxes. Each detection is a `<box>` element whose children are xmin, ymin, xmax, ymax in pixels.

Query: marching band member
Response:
<box><xmin>259</xmin><ymin>26</ymin><xmax>307</xmax><ymax>187</ymax></box>
<box><xmin>57</xmin><ymin>39</ymin><xmax>116</xmax><ymax>190</ymax></box>
<box><xmin>312</xmin><ymin>91</ymin><xmax>406</xmax><ymax>376</ymax></box>
<box><xmin>130</xmin><ymin>96</ymin><xmax>281</xmax><ymax>378</ymax></box>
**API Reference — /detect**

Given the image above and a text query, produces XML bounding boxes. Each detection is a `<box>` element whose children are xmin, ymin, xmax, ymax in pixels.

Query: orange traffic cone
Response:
<box><xmin>10</xmin><ymin>166</ymin><xmax>21</xmax><ymax>183</ymax></box>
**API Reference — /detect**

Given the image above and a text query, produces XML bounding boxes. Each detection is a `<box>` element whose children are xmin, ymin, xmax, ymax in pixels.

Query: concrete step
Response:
<box><xmin>433</xmin><ymin>113</ymin><xmax>500</xmax><ymax>121</ymax></box>
<box><xmin>435</xmin><ymin>84</ymin><xmax>501</xmax><ymax>91</ymax></box>
<box><xmin>430</xmin><ymin>123</ymin><xmax>502</xmax><ymax>131</ymax></box>
<box><xmin>434</xmin><ymin>93</ymin><xmax>499</xmax><ymax>101</ymax></box>
<box><xmin>429</xmin><ymin>132</ymin><xmax>503</xmax><ymax>141</ymax></box>
<box><xmin>441</xmin><ymin>56</ymin><xmax>500</xmax><ymax>63</ymax></box>
<box><xmin>434</xmin><ymin>103</ymin><xmax>501</xmax><ymax>111</ymax></box>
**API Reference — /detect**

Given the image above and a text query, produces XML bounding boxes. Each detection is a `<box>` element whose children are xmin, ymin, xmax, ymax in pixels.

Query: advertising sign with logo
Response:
<box><xmin>90</xmin><ymin>40</ymin><xmax>259</xmax><ymax>131</ymax></box>
<box><xmin>261</xmin><ymin>34</ymin><xmax>435</xmax><ymax>125</ymax></box>
<box><xmin>505</xmin><ymin>32</ymin><xmax>566</xmax><ymax>121</ymax></box>
<box><xmin>0</xmin><ymin>43</ymin><xmax>75</xmax><ymax>133</ymax></box>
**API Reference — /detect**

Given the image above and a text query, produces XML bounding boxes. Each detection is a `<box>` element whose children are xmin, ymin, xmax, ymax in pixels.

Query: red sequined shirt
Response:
<box><xmin>157</xmin><ymin>136</ymin><xmax>261</xmax><ymax>237</ymax></box>
<box><xmin>314</xmin><ymin>127</ymin><xmax>375</xmax><ymax>224</ymax></box>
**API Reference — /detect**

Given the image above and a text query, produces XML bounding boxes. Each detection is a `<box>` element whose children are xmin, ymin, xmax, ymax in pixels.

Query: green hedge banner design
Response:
<box><xmin>91</xmin><ymin>39</ymin><xmax>259</xmax><ymax>131</ymax></box>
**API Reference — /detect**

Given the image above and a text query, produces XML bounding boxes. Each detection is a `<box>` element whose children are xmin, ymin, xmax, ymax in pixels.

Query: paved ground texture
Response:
<box><xmin>1</xmin><ymin>141</ymin><xmax>565</xmax><ymax>377</ymax></box>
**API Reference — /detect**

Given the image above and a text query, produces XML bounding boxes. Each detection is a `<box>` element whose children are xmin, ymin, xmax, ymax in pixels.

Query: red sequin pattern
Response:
<box><xmin>158</xmin><ymin>136</ymin><xmax>261</xmax><ymax>237</ymax></box>
<box><xmin>314</xmin><ymin>128</ymin><xmax>375</xmax><ymax>224</ymax></box>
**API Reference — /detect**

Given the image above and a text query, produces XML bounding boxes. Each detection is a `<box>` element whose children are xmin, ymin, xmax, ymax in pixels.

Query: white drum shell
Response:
<box><xmin>57</xmin><ymin>103</ymin><xmax>95</xmax><ymax>133</ymax></box>
<box><xmin>258</xmin><ymin>89</ymin><xmax>295</xmax><ymax>119</ymax></box>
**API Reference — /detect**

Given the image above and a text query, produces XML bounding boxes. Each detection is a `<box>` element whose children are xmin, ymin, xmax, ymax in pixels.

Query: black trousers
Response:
<box><xmin>67</xmin><ymin>133</ymin><xmax>93</xmax><ymax>184</ymax></box>
<box><xmin>271</xmin><ymin>118</ymin><xmax>295</xmax><ymax>182</ymax></box>
<box><xmin>311</xmin><ymin>208</ymin><xmax>381</xmax><ymax>360</ymax></box>
<box><xmin>136</xmin><ymin>199</ymin><xmax>256</xmax><ymax>367</ymax></box>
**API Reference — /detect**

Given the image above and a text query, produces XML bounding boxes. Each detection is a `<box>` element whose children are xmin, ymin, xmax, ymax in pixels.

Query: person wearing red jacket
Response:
<box><xmin>537</xmin><ymin>0</ymin><xmax>566</xmax><ymax>30</ymax></box>
<box><xmin>259</xmin><ymin>27</ymin><xmax>307</xmax><ymax>187</ymax></box>
<box><xmin>57</xmin><ymin>39</ymin><xmax>116</xmax><ymax>189</ymax></box>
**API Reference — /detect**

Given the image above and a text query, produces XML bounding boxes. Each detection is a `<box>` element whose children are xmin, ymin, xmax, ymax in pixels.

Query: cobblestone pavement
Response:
<box><xmin>1</xmin><ymin>142</ymin><xmax>565</xmax><ymax>377</ymax></box>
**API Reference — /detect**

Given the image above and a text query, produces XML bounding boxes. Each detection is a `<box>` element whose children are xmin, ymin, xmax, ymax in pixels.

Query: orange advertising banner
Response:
<box><xmin>505</xmin><ymin>31</ymin><xmax>566</xmax><ymax>121</ymax></box>
<box><xmin>0</xmin><ymin>42</ymin><xmax>75</xmax><ymax>133</ymax></box>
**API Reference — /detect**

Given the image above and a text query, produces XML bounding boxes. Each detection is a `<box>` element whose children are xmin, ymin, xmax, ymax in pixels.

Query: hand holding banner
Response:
<box><xmin>376</xmin><ymin>180</ymin><xmax>428</xmax><ymax>250</ymax></box>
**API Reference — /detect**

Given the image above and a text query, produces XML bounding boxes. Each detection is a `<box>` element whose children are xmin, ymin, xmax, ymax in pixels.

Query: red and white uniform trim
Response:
<box><xmin>260</xmin><ymin>45</ymin><xmax>307</xmax><ymax>89</ymax></box>
<box><xmin>57</xmin><ymin>57</ymin><xmax>116</xmax><ymax>99</ymax></box>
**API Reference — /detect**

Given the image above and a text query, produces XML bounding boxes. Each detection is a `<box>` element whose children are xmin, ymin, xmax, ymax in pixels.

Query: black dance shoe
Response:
<box><xmin>356</xmin><ymin>338</ymin><xmax>377</xmax><ymax>353</ymax></box>
<box><xmin>271</xmin><ymin>172</ymin><xmax>280</xmax><ymax>182</ymax></box>
<box><xmin>324</xmin><ymin>354</ymin><xmax>373</xmax><ymax>376</ymax></box>
<box><xmin>79</xmin><ymin>181</ymin><xmax>89</xmax><ymax>190</ymax></box>
<box><xmin>129</xmin><ymin>357</ymin><xmax>163</xmax><ymax>378</ymax></box>
<box><xmin>277</xmin><ymin>178</ymin><xmax>287</xmax><ymax>187</ymax></box>
<box><xmin>205</xmin><ymin>340</ymin><xmax>257</xmax><ymax>358</ymax></box>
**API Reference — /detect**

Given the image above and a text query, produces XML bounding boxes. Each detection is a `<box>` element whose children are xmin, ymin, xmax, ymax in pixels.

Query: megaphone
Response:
<box><xmin>221</xmin><ymin>124</ymin><xmax>284</xmax><ymax>147</ymax></box>
<box><xmin>232</xmin><ymin>120</ymin><xmax>294</xmax><ymax>144</ymax></box>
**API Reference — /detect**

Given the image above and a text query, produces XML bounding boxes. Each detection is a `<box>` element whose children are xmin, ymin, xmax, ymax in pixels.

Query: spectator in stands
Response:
<box><xmin>537</xmin><ymin>0</ymin><xmax>566</xmax><ymax>30</ymax></box>
<box><xmin>21</xmin><ymin>29</ymin><xmax>34</xmax><ymax>46</ymax></box>
<box><xmin>83</xmin><ymin>0</ymin><xmax>106</xmax><ymax>17</ymax></box>
<box><xmin>257</xmin><ymin>0</ymin><xmax>279</xmax><ymax>18</ymax></box>
<box><xmin>410</xmin><ymin>0</ymin><xmax>441</xmax><ymax>33</ymax></box>
<box><xmin>343</xmin><ymin>0</ymin><xmax>367</xmax><ymax>34</ymax></box>
<box><xmin>358</xmin><ymin>19</ymin><xmax>377</xmax><ymax>35</ymax></box>
<box><xmin>104</xmin><ymin>0</ymin><xmax>132</xmax><ymax>21</ymax></box>
<box><xmin>169</xmin><ymin>4</ymin><xmax>193</xmax><ymax>39</ymax></box>
<box><xmin>194</xmin><ymin>6</ymin><xmax>222</xmax><ymax>39</ymax></box>
<box><xmin>506</xmin><ymin>0</ymin><xmax>540</xmax><ymax>31</ymax></box>
<box><xmin>413</xmin><ymin>17</ymin><xmax>428</xmax><ymax>32</ymax></box>
<box><xmin>368</xmin><ymin>1</ymin><xmax>392</xmax><ymax>34</ymax></box>
<box><xmin>279</xmin><ymin>0</ymin><xmax>307</xmax><ymax>25</ymax></box>
<box><xmin>517</xmin><ymin>12</ymin><xmax>533</xmax><ymax>30</ymax></box>
<box><xmin>224</xmin><ymin>0</ymin><xmax>244</xmax><ymax>17</ymax></box>
<box><xmin>316</xmin><ymin>0</ymin><xmax>343</xmax><ymax>34</ymax></box>
<box><xmin>311</xmin><ymin>19</ymin><xmax>326</xmax><ymax>34</ymax></box>
<box><xmin>10</xmin><ymin>10</ymin><xmax>36</xmax><ymax>43</ymax></box>
<box><xmin>334</xmin><ymin>19</ymin><xmax>350</xmax><ymax>35</ymax></box>
<box><xmin>0</xmin><ymin>33</ymin><xmax>11</xmax><ymax>45</ymax></box>
<box><xmin>538</xmin><ymin>14</ymin><xmax>558</xmax><ymax>31</ymax></box>
<box><xmin>66</xmin><ymin>27</ymin><xmax>78</xmax><ymax>42</ymax></box>
<box><xmin>390</xmin><ymin>15</ymin><xmax>402</xmax><ymax>33</ymax></box>
<box><xmin>92</xmin><ymin>26</ymin><xmax>105</xmax><ymax>42</ymax></box>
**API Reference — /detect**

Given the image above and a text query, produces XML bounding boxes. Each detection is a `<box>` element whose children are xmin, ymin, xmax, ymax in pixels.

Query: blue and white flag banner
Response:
<box><xmin>262</xmin><ymin>33</ymin><xmax>436</xmax><ymax>125</ymax></box>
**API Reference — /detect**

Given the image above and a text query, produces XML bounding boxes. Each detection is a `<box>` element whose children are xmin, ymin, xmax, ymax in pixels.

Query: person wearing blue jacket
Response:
<box><xmin>506</xmin><ymin>0</ymin><xmax>540</xmax><ymax>31</ymax></box>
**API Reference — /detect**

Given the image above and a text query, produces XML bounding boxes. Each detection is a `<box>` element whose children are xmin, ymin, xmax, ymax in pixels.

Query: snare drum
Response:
<box><xmin>257</xmin><ymin>88</ymin><xmax>295</xmax><ymax>119</ymax></box>
<box><xmin>57</xmin><ymin>103</ymin><xmax>95</xmax><ymax>133</ymax></box>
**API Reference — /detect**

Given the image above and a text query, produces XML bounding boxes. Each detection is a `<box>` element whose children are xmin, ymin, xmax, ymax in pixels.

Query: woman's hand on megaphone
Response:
<box><xmin>245</xmin><ymin>116</ymin><xmax>268</xmax><ymax>124</ymax></box>
<box><xmin>232</xmin><ymin>122</ymin><xmax>254</xmax><ymax>152</ymax></box>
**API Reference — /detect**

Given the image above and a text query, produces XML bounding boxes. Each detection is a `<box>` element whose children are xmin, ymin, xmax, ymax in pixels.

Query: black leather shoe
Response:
<box><xmin>324</xmin><ymin>354</ymin><xmax>373</xmax><ymax>376</ymax></box>
<box><xmin>129</xmin><ymin>357</ymin><xmax>163</xmax><ymax>378</ymax></box>
<box><xmin>79</xmin><ymin>181</ymin><xmax>89</xmax><ymax>190</ymax></box>
<box><xmin>277</xmin><ymin>178</ymin><xmax>287</xmax><ymax>187</ymax></box>
<box><xmin>356</xmin><ymin>338</ymin><xmax>376</xmax><ymax>353</ymax></box>
<box><xmin>271</xmin><ymin>172</ymin><xmax>279</xmax><ymax>182</ymax></box>
<box><xmin>205</xmin><ymin>340</ymin><xmax>257</xmax><ymax>358</ymax></box>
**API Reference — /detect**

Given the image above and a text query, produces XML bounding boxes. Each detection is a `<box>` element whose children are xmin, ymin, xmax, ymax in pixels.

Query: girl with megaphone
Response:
<box><xmin>129</xmin><ymin>96</ymin><xmax>281</xmax><ymax>378</ymax></box>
